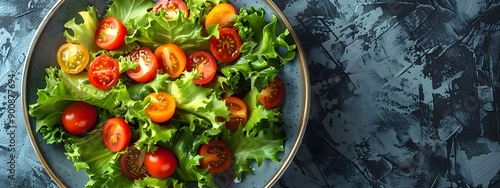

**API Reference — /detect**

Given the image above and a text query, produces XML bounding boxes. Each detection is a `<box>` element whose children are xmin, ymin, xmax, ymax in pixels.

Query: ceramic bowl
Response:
<box><xmin>22</xmin><ymin>0</ymin><xmax>310</xmax><ymax>187</ymax></box>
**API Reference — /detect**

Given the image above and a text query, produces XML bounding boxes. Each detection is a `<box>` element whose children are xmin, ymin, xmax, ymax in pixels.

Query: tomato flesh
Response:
<box><xmin>223</xmin><ymin>96</ymin><xmax>248</xmax><ymax>130</ymax></box>
<box><xmin>154</xmin><ymin>44</ymin><xmax>187</xmax><ymax>78</ymax></box>
<box><xmin>210</xmin><ymin>28</ymin><xmax>242</xmax><ymax>63</ymax></box>
<box><xmin>56</xmin><ymin>43</ymin><xmax>89</xmax><ymax>74</ymax></box>
<box><xmin>258</xmin><ymin>76</ymin><xmax>285</xmax><ymax>109</ymax></box>
<box><xmin>95</xmin><ymin>17</ymin><xmax>127</xmax><ymax>50</ymax></box>
<box><xmin>144</xmin><ymin>146</ymin><xmax>177</xmax><ymax>179</ymax></box>
<box><xmin>126</xmin><ymin>47</ymin><xmax>158</xmax><ymax>83</ymax></box>
<box><xmin>102</xmin><ymin>118</ymin><xmax>132</xmax><ymax>152</ymax></box>
<box><xmin>187</xmin><ymin>51</ymin><xmax>217</xmax><ymax>85</ymax></box>
<box><xmin>61</xmin><ymin>101</ymin><xmax>97</xmax><ymax>135</ymax></box>
<box><xmin>205</xmin><ymin>3</ymin><xmax>237</xmax><ymax>29</ymax></box>
<box><xmin>153</xmin><ymin>0</ymin><xmax>189</xmax><ymax>19</ymax></box>
<box><xmin>144</xmin><ymin>91</ymin><xmax>176</xmax><ymax>123</ymax></box>
<box><xmin>88</xmin><ymin>56</ymin><xmax>120</xmax><ymax>90</ymax></box>
<box><xmin>120</xmin><ymin>146</ymin><xmax>147</xmax><ymax>180</ymax></box>
<box><xmin>199</xmin><ymin>140</ymin><xmax>232</xmax><ymax>173</ymax></box>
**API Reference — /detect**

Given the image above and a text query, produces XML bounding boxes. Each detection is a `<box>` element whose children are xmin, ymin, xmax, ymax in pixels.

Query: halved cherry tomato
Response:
<box><xmin>126</xmin><ymin>47</ymin><xmax>158</xmax><ymax>83</ymax></box>
<box><xmin>258</xmin><ymin>76</ymin><xmax>285</xmax><ymax>109</ymax></box>
<box><xmin>205</xmin><ymin>3</ymin><xmax>237</xmax><ymax>29</ymax></box>
<box><xmin>199</xmin><ymin>140</ymin><xmax>232</xmax><ymax>173</ymax></box>
<box><xmin>88</xmin><ymin>56</ymin><xmax>120</xmax><ymax>90</ymax></box>
<box><xmin>94</xmin><ymin>17</ymin><xmax>127</xmax><ymax>50</ymax></box>
<box><xmin>154</xmin><ymin>44</ymin><xmax>187</xmax><ymax>78</ymax></box>
<box><xmin>186</xmin><ymin>51</ymin><xmax>217</xmax><ymax>85</ymax></box>
<box><xmin>120</xmin><ymin>145</ymin><xmax>147</xmax><ymax>180</ymax></box>
<box><xmin>222</xmin><ymin>96</ymin><xmax>247</xmax><ymax>130</ymax></box>
<box><xmin>56</xmin><ymin>43</ymin><xmax>89</xmax><ymax>74</ymax></box>
<box><xmin>61</xmin><ymin>101</ymin><xmax>97</xmax><ymax>135</ymax></box>
<box><xmin>144</xmin><ymin>146</ymin><xmax>177</xmax><ymax>179</ymax></box>
<box><xmin>153</xmin><ymin>0</ymin><xmax>189</xmax><ymax>19</ymax></box>
<box><xmin>210</xmin><ymin>28</ymin><xmax>242</xmax><ymax>63</ymax></box>
<box><xmin>102</xmin><ymin>118</ymin><xmax>132</xmax><ymax>152</ymax></box>
<box><xmin>144</xmin><ymin>91</ymin><xmax>176</xmax><ymax>123</ymax></box>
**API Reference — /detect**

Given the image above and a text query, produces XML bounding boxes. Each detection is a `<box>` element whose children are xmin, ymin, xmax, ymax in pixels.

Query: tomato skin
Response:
<box><xmin>144</xmin><ymin>146</ymin><xmax>177</xmax><ymax>179</ymax></box>
<box><xmin>95</xmin><ymin>17</ymin><xmax>127</xmax><ymax>50</ymax></box>
<box><xmin>61</xmin><ymin>102</ymin><xmax>97</xmax><ymax>135</ymax></box>
<box><xmin>102</xmin><ymin>118</ymin><xmax>132</xmax><ymax>152</ymax></box>
<box><xmin>153</xmin><ymin>0</ymin><xmax>189</xmax><ymax>19</ymax></box>
<box><xmin>258</xmin><ymin>76</ymin><xmax>286</xmax><ymax>109</ymax></box>
<box><xmin>199</xmin><ymin>140</ymin><xmax>232</xmax><ymax>173</ymax></box>
<box><xmin>187</xmin><ymin>51</ymin><xmax>217</xmax><ymax>85</ymax></box>
<box><xmin>56</xmin><ymin>43</ymin><xmax>90</xmax><ymax>74</ymax></box>
<box><xmin>126</xmin><ymin>47</ymin><xmax>158</xmax><ymax>83</ymax></box>
<box><xmin>205</xmin><ymin>3</ymin><xmax>237</xmax><ymax>29</ymax></box>
<box><xmin>88</xmin><ymin>56</ymin><xmax>120</xmax><ymax>90</ymax></box>
<box><xmin>222</xmin><ymin>96</ymin><xmax>248</xmax><ymax>130</ymax></box>
<box><xmin>120</xmin><ymin>146</ymin><xmax>147</xmax><ymax>180</ymax></box>
<box><xmin>144</xmin><ymin>92</ymin><xmax>176</xmax><ymax>123</ymax></box>
<box><xmin>154</xmin><ymin>44</ymin><xmax>187</xmax><ymax>78</ymax></box>
<box><xmin>210</xmin><ymin>28</ymin><xmax>242</xmax><ymax>63</ymax></box>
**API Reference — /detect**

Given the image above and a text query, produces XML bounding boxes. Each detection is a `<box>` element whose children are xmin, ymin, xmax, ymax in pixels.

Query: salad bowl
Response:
<box><xmin>22</xmin><ymin>0</ymin><xmax>309</xmax><ymax>187</ymax></box>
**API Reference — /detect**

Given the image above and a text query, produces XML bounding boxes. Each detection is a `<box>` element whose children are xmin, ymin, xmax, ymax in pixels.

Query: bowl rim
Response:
<box><xmin>21</xmin><ymin>0</ymin><xmax>310</xmax><ymax>187</ymax></box>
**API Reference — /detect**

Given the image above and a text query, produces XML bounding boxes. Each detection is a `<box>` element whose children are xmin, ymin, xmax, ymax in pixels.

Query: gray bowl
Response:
<box><xmin>22</xmin><ymin>0</ymin><xmax>310</xmax><ymax>187</ymax></box>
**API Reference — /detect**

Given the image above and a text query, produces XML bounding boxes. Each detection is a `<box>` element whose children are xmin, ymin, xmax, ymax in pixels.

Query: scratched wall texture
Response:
<box><xmin>274</xmin><ymin>0</ymin><xmax>500</xmax><ymax>187</ymax></box>
<box><xmin>0</xmin><ymin>0</ymin><xmax>57</xmax><ymax>187</ymax></box>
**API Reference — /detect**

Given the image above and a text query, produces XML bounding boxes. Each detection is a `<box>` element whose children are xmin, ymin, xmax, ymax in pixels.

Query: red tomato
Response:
<box><xmin>258</xmin><ymin>76</ymin><xmax>285</xmax><ymax>109</ymax></box>
<box><xmin>144</xmin><ymin>146</ymin><xmax>177</xmax><ymax>179</ymax></box>
<box><xmin>120</xmin><ymin>145</ymin><xmax>147</xmax><ymax>180</ymax></box>
<box><xmin>210</xmin><ymin>28</ymin><xmax>242</xmax><ymax>63</ymax></box>
<box><xmin>153</xmin><ymin>0</ymin><xmax>189</xmax><ymax>19</ymax></box>
<box><xmin>144</xmin><ymin>92</ymin><xmax>176</xmax><ymax>123</ymax></box>
<box><xmin>199</xmin><ymin>140</ymin><xmax>232</xmax><ymax>173</ymax></box>
<box><xmin>222</xmin><ymin>96</ymin><xmax>248</xmax><ymax>130</ymax></box>
<box><xmin>88</xmin><ymin>56</ymin><xmax>120</xmax><ymax>90</ymax></box>
<box><xmin>94</xmin><ymin>17</ymin><xmax>127</xmax><ymax>50</ymax></box>
<box><xmin>126</xmin><ymin>47</ymin><xmax>158</xmax><ymax>83</ymax></box>
<box><xmin>186</xmin><ymin>51</ymin><xmax>217</xmax><ymax>85</ymax></box>
<box><xmin>61</xmin><ymin>101</ymin><xmax>98</xmax><ymax>135</ymax></box>
<box><xmin>102</xmin><ymin>118</ymin><xmax>132</xmax><ymax>152</ymax></box>
<box><xmin>154</xmin><ymin>44</ymin><xmax>187</xmax><ymax>78</ymax></box>
<box><xmin>205</xmin><ymin>3</ymin><xmax>238</xmax><ymax>29</ymax></box>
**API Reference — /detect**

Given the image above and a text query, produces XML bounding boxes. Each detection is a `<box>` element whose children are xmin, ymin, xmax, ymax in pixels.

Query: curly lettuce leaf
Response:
<box><xmin>63</xmin><ymin>6</ymin><xmax>101</xmax><ymax>55</ymax></box>
<box><xmin>222</xmin><ymin>124</ymin><xmax>285</xmax><ymax>180</ymax></box>
<box><xmin>64</xmin><ymin>124</ymin><xmax>134</xmax><ymax>188</ymax></box>
<box><xmin>163</xmin><ymin>71</ymin><xmax>229</xmax><ymax>133</ymax></box>
<box><xmin>104</xmin><ymin>0</ymin><xmax>155</xmax><ymax>32</ymax></box>
<box><xmin>221</xmin><ymin>7</ymin><xmax>296</xmax><ymax>92</ymax></box>
<box><xmin>125</xmin><ymin>10</ymin><xmax>209</xmax><ymax>54</ymax></box>
<box><xmin>169</xmin><ymin>127</ymin><xmax>215</xmax><ymax>187</ymax></box>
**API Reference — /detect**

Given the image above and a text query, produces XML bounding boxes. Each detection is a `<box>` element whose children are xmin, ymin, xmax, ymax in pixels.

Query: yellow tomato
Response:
<box><xmin>56</xmin><ymin>43</ymin><xmax>90</xmax><ymax>74</ymax></box>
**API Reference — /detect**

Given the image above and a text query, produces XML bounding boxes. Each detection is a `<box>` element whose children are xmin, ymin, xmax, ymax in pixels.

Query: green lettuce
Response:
<box><xmin>221</xmin><ymin>7</ymin><xmax>296</xmax><ymax>93</ymax></box>
<box><xmin>63</xmin><ymin>6</ymin><xmax>101</xmax><ymax>55</ymax></box>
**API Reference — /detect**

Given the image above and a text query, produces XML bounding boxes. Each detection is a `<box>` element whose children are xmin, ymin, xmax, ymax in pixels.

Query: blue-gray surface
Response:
<box><xmin>1</xmin><ymin>0</ymin><xmax>499</xmax><ymax>187</ymax></box>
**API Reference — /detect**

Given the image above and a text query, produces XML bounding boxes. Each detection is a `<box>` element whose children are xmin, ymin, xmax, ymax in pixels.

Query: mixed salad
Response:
<box><xmin>29</xmin><ymin>0</ymin><xmax>296</xmax><ymax>187</ymax></box>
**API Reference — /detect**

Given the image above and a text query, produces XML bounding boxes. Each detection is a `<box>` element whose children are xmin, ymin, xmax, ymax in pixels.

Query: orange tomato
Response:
<box><xmin>154</xmin><ymin>44</ymin><xmax>187</xmax><ymax>78</ymax></box>
<box><xmin>144</xmin><ymin>91</ymin><xmax>176</xmax><ymax>123</ymax></box>
<box><xmin>205</xmin><ymin>3</ymin><xmax>237</xmax><ymax>29</ymax></box>
<box><xmin>222</xmin><ymin>96</ymin><xmax>248</xmax><ymax>130</ymax></box>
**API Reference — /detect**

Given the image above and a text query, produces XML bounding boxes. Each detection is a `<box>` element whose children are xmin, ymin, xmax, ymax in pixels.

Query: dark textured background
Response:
<box><xmin>1</xmin><ymin>0</ymin><xmax>499</xmax><ymax>187</ymax></box>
